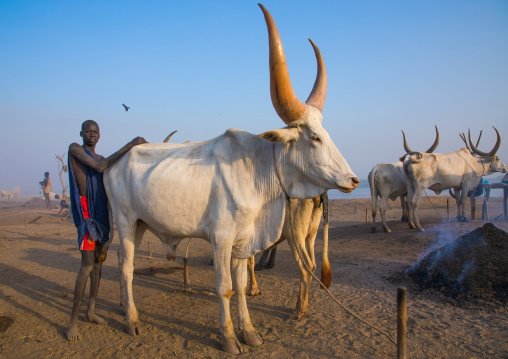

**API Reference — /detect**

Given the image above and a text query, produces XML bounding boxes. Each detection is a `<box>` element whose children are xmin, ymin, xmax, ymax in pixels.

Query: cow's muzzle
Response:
<box><xmin>337</xmin><ymin>177</ymin><xmax>360</xmax><ymax>193</ymax></box>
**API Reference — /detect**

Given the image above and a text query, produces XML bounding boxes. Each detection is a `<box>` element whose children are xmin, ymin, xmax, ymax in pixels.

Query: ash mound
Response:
<box><xmin>407</xmin><ymin>223</ymin><xmax>508</xmax><ymax>305</ymax></box>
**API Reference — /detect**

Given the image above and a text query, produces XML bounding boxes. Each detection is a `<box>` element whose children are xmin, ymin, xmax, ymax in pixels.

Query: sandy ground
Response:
<box><xmin>0</xmin><ymin>195</ymin><xmax>507</xmax><ymax>358</ymax></box>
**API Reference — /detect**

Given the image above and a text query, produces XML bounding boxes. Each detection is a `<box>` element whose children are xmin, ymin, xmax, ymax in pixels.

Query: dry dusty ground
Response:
<box><xmin>0</xmin><ymin>195</ymin><xmax>507</xmax><ymax>358</ymax></box>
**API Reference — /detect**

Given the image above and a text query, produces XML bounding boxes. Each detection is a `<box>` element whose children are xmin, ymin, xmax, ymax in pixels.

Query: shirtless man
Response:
<box><xmin>64</xmin><ymin>119</ymin><xmax>146</xmax><ymax>341</ymax></box>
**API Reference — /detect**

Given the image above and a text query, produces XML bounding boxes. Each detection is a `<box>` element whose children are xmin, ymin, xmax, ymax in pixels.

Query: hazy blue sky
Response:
<box><xmin>1</xmin><ymin>0</ymin><xmax>507</xmax><ymax>197</ymax></box>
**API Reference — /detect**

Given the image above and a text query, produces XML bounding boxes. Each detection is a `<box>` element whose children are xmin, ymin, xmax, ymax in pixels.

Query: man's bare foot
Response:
<box><xmin>65</xmin><ymin>325</ymin><xmax>81</xmax><ymax>341</ymax></box>
<box><xmin>85</xmin><ymin>312</ymin><xmax>107</xmax><ymax>325</ymax></box>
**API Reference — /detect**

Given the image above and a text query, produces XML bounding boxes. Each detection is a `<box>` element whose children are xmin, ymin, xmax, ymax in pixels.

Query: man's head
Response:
<box><xmin>80</xmin><ymin>120</ymin><xmax>100</xmax><ymax>147</ymax></box>
<box><xmin>44</xmin><ymin>172</ymin><xmax>49</xmax><ymax>178</ymax></box>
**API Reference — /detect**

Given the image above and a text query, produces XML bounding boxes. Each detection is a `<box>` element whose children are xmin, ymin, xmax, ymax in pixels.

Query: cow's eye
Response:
<box><xmin>311</xmin><ymin>134</ymin><xmax>321</xmax><ymax>143</ymax></box>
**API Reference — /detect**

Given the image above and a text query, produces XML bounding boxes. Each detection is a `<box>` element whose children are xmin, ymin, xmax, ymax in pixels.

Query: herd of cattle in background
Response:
<box><xmin>0</xmin><ymin>4</ymin><xmax>506</xmax><ymax>355</ymax></box>
<box><xmin>369</xmin><ymin>126</ymin><xmax>507</xmax><ymax>233</ymax></box>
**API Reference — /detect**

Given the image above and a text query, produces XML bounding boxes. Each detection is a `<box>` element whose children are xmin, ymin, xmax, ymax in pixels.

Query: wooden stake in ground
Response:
<box><xmin>365</xmin><ymin>207</ymin><xmax>368</xmax><ymax>223</ymax></box>
<box><xmin>397</xmin><ymin>287</ymin><xmax>407</xmax><ymax>359</ymax></box>
<box><xmin>147</xmin><ymin>241</ymin><xmax>152</xmax><ymax>259</ymax></box>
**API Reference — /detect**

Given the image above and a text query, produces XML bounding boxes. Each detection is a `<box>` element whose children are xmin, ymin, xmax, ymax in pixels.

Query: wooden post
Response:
<box><xmin>365</xmin><ymin>208</ymin><xmax>368</xmax><ymax>223</ymax></box>
<box><xmin>147</xmin><ymin>241</ymin><xmax>152</xmax><ymax>259</ymax></box>
<box><xmin>446</xmin><ymin>198</ymin><xmax>450</xmax><ymax>221</ymax></box>
<box><xmin>397</xmin><ymin>287</ymin><xmax>407</xmax><ymax>359</ymax></box>
<box><xmin>183</xmin><ymin>258</ymin><xmax>191</xmax><ymax>291</ymax></box>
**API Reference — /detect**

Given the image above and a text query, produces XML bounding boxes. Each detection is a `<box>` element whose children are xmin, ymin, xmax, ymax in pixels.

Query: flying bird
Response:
<box><xmin>122</xmin><ymin>104</ymin><xmax>130</xmax><ymax>111</ymax></box>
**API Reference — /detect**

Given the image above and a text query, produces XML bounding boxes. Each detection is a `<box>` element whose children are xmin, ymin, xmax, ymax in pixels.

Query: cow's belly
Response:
<box><xmin>388</xmin><ymin>187</ymin><xmax>406</xmax><ymax>201</ymax></box>
<box><xmin>130</xmin><ymin>177</ymin><xmax>214</xmax><ymax>239</ymax></box>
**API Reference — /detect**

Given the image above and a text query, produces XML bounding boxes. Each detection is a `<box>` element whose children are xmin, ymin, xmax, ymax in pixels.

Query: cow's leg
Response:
<box><xmin>412</xmin><ymin>190</ymin><xmax>425</xmax><ymax>232</ymax></box>
<box><xmin>371</xmin><ymin>192</ymin><xmax>378</xmax><ymax>233</ymax></box>
<box><xmin>454</xmin><ymin>189</ymin><xmax>464</xmax><ymax>221</ymax></box>
<box><xmin>254</xmin><ymin>249</ymin><xmax>270</xmax><ymax>271</ymax></box>
<box><xmin>116</xmin><ymin>216</ymin><xmax>142</xmax><ymax>336</ymax></box>
<box><xmin>287</xmin><ymin>233</ymin><xmax>314</xmax><ymax>319</ymax></box>
<box><xmin>118</xmin><ymin>221</ymin><xmax>147</xmax><ymax>310</ymax></box>
<box><xmin>400</xmin><ymin>195</ymin><xmax>409</xmax><ymax>222</ymax></box>
<box><xmin>293</xmin><ymin>220</ymin><xmax>318</xmax><ymax>319</ymax></box>
<box><xmin>265</xmin><ymin>246</ymin><xmax>277</xmax><ymax>269</ymax></box>
<box><xmin>212</xmin><ymin>241</ymin><xmax>243</xmax><ymax>354</ymax></box>
<box><xmin>460</xmin><ymin>190</ymin><xmax>469</xmax><ymax>222</ymax></box>
<box><xmin>232</xmin><ymin>257</ymin><xmax>263</xmax><ymax>348</ymax></box>
<box><xmin>246</xmin><ymin>256</ymin><xmax>260</xmax><ymax>296</ymax></box>
<box><xmin>406</xmin><ymin>183</ymin><xmax>417</xmax><ymax>229</ymax></box>
<box><xmin>380</xmin><ymin>196</ymin><xmax>391</xmax><ymax>233</ymax></box>
<box><xmin>117</xmin><ymin>248</ymin><xmax>126</xmax><ymax>308</ymax></box>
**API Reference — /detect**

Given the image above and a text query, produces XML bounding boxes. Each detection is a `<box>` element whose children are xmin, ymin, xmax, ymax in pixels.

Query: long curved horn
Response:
<box><xmin>259</xmin><ymin>4</ymin><xmax>308</xmax><ymax>124</ymax></box>
<box><xmin>468</xmin><ymin>127</ymin><xmax>501</xmax><ymax>157</ymax></box>
<box><xmin>425</xmin><ymin>125</ymin><xmax>440</xmax><ymax>153</ymax></box>
<box><xmin>163</xmin><ymin>130</ymin><xmax>177</xmax><ymax>143</ymax></box>
<box><xmin>305</xmin><ymin>39</ymin><xmax>327</xmax><ymax>114</ymax></box>
<box><xmin>476</xmin><ymin>130</ymin><xmax>482</xmax><ymax>148</ymax></box>
<box><xmin>402</xmin><ymin>130</ymin><xmax>414</xmax><ymax>154</ymax></box>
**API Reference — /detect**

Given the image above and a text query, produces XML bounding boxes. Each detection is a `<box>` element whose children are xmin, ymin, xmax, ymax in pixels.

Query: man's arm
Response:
<box><xmin>68</xmin><ymin>137</ymin><xmax>147</xmax><ymax>173</ymax></box>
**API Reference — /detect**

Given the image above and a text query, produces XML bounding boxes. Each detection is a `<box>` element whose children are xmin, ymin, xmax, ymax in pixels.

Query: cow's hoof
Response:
<box><xmin>401</xmin><ymin>217</ymin><xmax>409</xmax><ymax>222</ymax></box>
<box><xmin>254</xmin><ymin>264</ymin><xmax>264</xmax><ymax>271</ymax></box>
<box><xmin>408</xmin><ymin>223</ymin><xmax>416</xmax><ymax>230</ymax></box>
<box><xmin>126</xmin><ymin>323</ymin><xmax>141</xmax><ymax>336</ymax></box>
<box><xmin>265</xmin><ymin>262</ymin><xmax>275</xmax><ymax>269</ymax></box>
<box><xmin>417</xmin><ymin>228</ymin><xmax>425</xmax><ymax>232</ymax></box>
<box><xmin>222</xmin><ymin>340</ymin><xmax>243</xmax><ymax>355</ymax></box>
<box><xmin>244</xmin><ymin>331</ymin><xmax>263</xmax><ymax>347</ymax></box>
<box><xmin>247</xmin><ymin>287</ymin><xmax>261</xmax><ymax>296</ymax></box>
<box><xmin>290</xmin><ymin>310</ymin><xmax>305</xmax><ymax>320</ymax></box>
<box><xmin>383</xmin><ymin>228</ymin><xmax>392</xmax><ymax>233</ymax></box>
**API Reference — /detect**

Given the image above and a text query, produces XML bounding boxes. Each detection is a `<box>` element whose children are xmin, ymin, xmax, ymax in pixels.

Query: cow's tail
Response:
<box><xmin>368</xmin><ymin>170</ymin><xmax>378</xmax><ymax>221</ymax></box>
<box><xmin>320</xmin><ymin>192</ymin><xmax>332</xmax><ymax>289</ymax></box>
<box><xmin>449</xmin><ymin>188</ymin><xmax>456</xmax><ymax>199</ymax></box>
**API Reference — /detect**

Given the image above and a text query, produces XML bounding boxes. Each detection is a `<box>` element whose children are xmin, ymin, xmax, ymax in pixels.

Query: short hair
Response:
<box><xmin>44</xmin><ymin>172</ymin><xmax>49</xmax><ymax>177</ymax></box>
<box><xmin>81</xmin><ymin>119</ymin><xmax>99</xmax><ymax>131</ymax></box>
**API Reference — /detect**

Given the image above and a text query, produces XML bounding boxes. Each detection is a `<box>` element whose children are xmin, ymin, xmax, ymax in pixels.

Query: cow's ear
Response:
<box><xmin>258</xmin><ymin>127</ymin><xmax>299</xmax><ymax>143</ymax></box>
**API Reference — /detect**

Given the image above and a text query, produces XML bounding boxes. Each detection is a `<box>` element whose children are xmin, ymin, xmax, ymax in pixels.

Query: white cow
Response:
<box><xmin>368</xmin><ymin>126</ymin><xmax>439</xmax><ymax>233</ymax></box>
<box><xmin>404</xmin><ymin>127</ymin><xmax>507</xmax><ymax>231</ymax></box>
<box><xmin>104</xmin><ymin>4</ymin><xmax>359</xmax><ymax>355</ymax></box>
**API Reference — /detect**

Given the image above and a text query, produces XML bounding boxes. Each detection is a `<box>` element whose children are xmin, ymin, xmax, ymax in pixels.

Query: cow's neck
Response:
<box><xmin>274</xmin><ymin>142</ymin><xmax>326</xmax><ymax>199</ymax></box>
<box><xmin>473</xmin><ymin>156</ymin><xmax>492</xmax><ymax>177</ymax></box>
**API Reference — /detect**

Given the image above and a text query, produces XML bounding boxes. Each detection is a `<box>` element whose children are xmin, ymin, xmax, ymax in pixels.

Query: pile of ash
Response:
<box><xmin>407</xmin><ymin>223</ymin><xmax>508</xmax><ymax>306</ymax></box>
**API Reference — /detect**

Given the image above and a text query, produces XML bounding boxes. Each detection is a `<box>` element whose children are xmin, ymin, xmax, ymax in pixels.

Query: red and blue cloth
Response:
<box><xmin>68</xmin><ymin>148</ymin><xmax>110</xmax><ymax>250</ymax></box>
